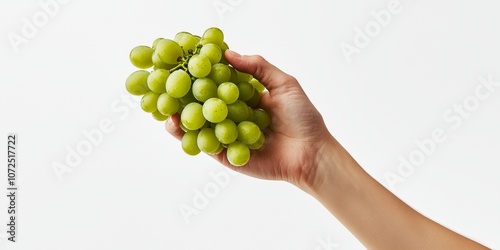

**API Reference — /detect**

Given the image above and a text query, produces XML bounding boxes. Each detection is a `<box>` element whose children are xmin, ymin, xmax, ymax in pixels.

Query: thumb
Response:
<box><xmin>224</xmin><ymin>50</ymin><xmax>295</xmax><ymax>92</ymax></box>
<box><xmin>164</xmin><ymin>114</ymin><xmax>184</xmax><ymax>141</ymax></box>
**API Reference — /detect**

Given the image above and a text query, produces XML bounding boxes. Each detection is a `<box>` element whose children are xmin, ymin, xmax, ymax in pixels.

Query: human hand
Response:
<box><xmin>165</xmin><ymin>50</ymin><xmax>334</xmax><ymax>188</ymax></box>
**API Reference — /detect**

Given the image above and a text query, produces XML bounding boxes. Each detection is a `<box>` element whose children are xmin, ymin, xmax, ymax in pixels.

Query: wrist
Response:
<box><xmin>296</xmin><ymin>134</ymin><xmax>343</xmax><ymax>196</ymax></box>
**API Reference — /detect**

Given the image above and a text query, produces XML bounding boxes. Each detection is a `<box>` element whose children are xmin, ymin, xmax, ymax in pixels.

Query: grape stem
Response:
<box><xmin>168</xmin><ymin>44</ymin><xmax>204</xmax><ymax>73</ymax></box>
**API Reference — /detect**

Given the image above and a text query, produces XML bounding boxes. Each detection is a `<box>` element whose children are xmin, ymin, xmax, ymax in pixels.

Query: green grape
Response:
<box><xmin>166</xmin><ymin>70</ymin><xmax>191</xmax><ymax>98</ymax></box>
<box><xmin>237</xmin><ymin>121</ymin><xmax>261</xmax><ymax>145</ymax></box>
<box><xmin>197</xmin><ymin>128</ymin><xmax>220</xmax><ymax>154</ymax></box>
<box><xmin>217</xmin><ymin>82</ymin><xmax>239</xmax><ymax>104</ymax></box>
<box><xmin>152</xmin><ymin>52</ymin><xmax>169</xmax><ymax>70</ymax></box>
<box><xmin>174</xmin><ymin>32</ymin><xmax>200</xmax><ymax>54</ymax></box>
<box><xmin>199</xmin><ymin>43</ymin><xmax>222</xmax><ymax>64</ymax></box>
<box><xmin>246</xmin><ymin>89</ymin><xmax>261</xmax><ymax>107</ymax></box>
<box><xmin>237</xmin><ymin>82</ymin><xmax>255</xmax><ymax>101</ymax></box>
<box><xmin>129</xmin><ymin>45</ymin><xmax>154</xmax><ymax>69</ymax></box>
<box><xmin>182</xmin><ymin>130</ymin><xmax>201</xmax><ymax>156</ymax></box>
<box><xmin>227</xmin><ymin>100</ymin><xmax>250</xmax><ymax>123</ymax></box>
<box><xmin>215</xmin><ymin>119</ymin><xmax>238</xmax><ymax>144</ymax></box>
<box><xmin>252</xmin><ymin>109</ymin><xmax>271</xmax><ymax>130</ymax></box>
<box><xmin>179</xmin><ymin>89</ymin><xmax>197</xmax><ymax>106</ymax></box>
<box><xmin>125</xmin><ymin>70</ymin><xmax>150</xmax><ymax>96</ymax></box>
<box><xmin>227</xmin><ymin>141</ymin><xmax>250</xmax><ymax>166</ymax></box>
<box><xmin>177</xmin><ymin>104</ymin><xmax>184</xmax><ymax>114</ymax></box>
<box><xmin>236</xmin><ymin>70</ymin><xmax>252</xmax><ymax>82</ymax></box>
<box><xmin>147</xmin><ymin>69</ymin><xmax>169</xmax><ymax>93</ymax></box>
<box><xmin>247</xmin><ymin>106</ymin><xmax>254</xmax><ymax>121</ymax></box>
<box><xmin>214</xmin><ymin>143</ymin><xmax>224</xmax><ymax>154</ymax></box>
<box><xmin>156</xmin><ymin>39</ymin><xmax>183</xmax><ymax>64</ymax></box>
<box><xmin>202</xmin><ymin>98</ymin><xmax>228</xmax><ymax>123</ymax></box>
<box><xmin>192</xmin><ymin>78</ymin><xmax>217</xmax><ymax>102</ymax></box>
<box><xmin>157</xmin><ymin>93</ymin><xmax>179</xmax><ymax>116</ymax></box>
<box><xmin>208</xmin><ymin>63</ymin><xmax>231</xmax><ymax>85</ymax></box>
<box><xmin>141</xmin><ymin>91</ymin><xmax>160</xmax><ymax>113</ymax></box>
<box><xmin>249</xmin><ymin>78</ymin><xmax>266</xmax><ymax>93</ymax></box>
<box><xmin>200</xmin><ymin>27</ymin><xmax>224</xmax><ymax>46</ymax></box>
<box><xmin>152</xmin><ymin>37</ymin><xmax>164</xmax><ymax>50</ymax></box>
<box><xmin>248</xmin><ymin>133</ymin><xmax>265</xmax><ymax>150</ymax></box>
<box><xmin>188</xmin><ymin>54</ymin><xmax>212</xmax><ymax>78</ymax></box>
<box><xmin>181</xmin><ymin>103</ymin><xmax>206</xmax><ymax>130</ymax></box>
<box><xmin>179</xmin><ymin>121</ymin><xmax>188</xmax><ymax>132</ymax></box>
<box><xmin>201</xmin><ymin>121</ymin><xmax>211</xmax><ymax>129</ymax></box>
<box><xmin>226</xmin><ymin>67</ymin><xmax>236</xmax><ymax>82</ymax></box>
<box><xmin>152</xmin><ymin>110</ymin><xmax>168</xmax><ymax>121</ymax></box>
<box><xmin>220</xmin><ymin>41</ymin><xmax>229</xmax><ymax>51</ymax></box>
<box><xmin>219</xmin><ymin>42</ymin><xmax>229</xmax><ymax>65</ymax></box>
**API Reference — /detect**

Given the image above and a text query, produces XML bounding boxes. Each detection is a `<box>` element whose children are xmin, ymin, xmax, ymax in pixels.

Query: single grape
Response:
<box><xmin>252</xmin><ymin>109</ymin><xmax>271</xmax><ymax>130</ymax></box>
<box><xmin>200</xmin><ymin>27</ymin><xmax>224</xmax><ymax>46</ymax></box>
<box><xmin>246</xmin><ymin>88</ymin><xmax>261</xmax><ymax>108</ymax></box>
<box><xmin>220</xmin><ymin>41</ymin><xmax>229</xmax><ymax>51</ymax></box>
<box><xmin>237</xmin><ymin>121</ymin><xmax>261</xmax><ymax>145</ymax></box>
<box><xmin>202</xmin><ymin>98</ymin><xmax>228</xmax><ymax>123</ymax></box>
<box><xmin>227</xmin><ymin>141</ymin><xmax>250</xmax><ymax>166</ymax></box>
<box><xmin>248</xmin><ymin>133</ymin><xmax>265</xmax><ymax>150</ymax></box>
<box><xmin>188</xmin><ymin>54</ymin><xmax>212</xmax><ymax>78</ymax></box>
<box><xmin>228</xmin><ymin>66</ymin><xmax>239</xmax><ymax>83</ymax></box>
<box><xmin>179</xmin><ymin>121</ymin><xmax>188</xmax><ymax>132</ymax></box>
<box><xmin>166</xmin><ymin>70</ymin><xmax>191</xmax><ymax>98</ymax></box>
<box><xmin>129</xmin><ymin>45</ymin><xmax>154</xmax><ymax>69</ymax></box>
<box><xmin>247</xmin><ymin>106</ymin><xmax>254</xmax><ymax>121</ymax></box>
<box><xmin>214</xmin><ymin>143</ymin><xmax>225</xmax><ymax>154</ymax></box>
<box><xmin>125</xmin><ymin>70</ymin><xmax>150</xmax><ymax>96</ymax></box>
<box><xmin>181</xmin><ymin>103</ymin><xmax>206</xmax><ymax>130</ymax></box>
<box><xmin>200</xmin><ymin>43</ymin><xmax>222</xmax><ymax>64</ymax></box>
<box><xmin>227</xmin><ymin>100</ymin><xmax>250</xmax><ymax>123</ymax></box>
<box><xmin>217</xmin><ymin>82</ymin><xmax>239</xmax><ymax>104</ymax></box>
<box><xmin>182</xmin><ymin>130</ymin><xmax>201</xmax><ymax>156</ymax></box>
<box><xmin>192</xmin><ymin>78</ymin><xmax>218</xmax><ymax>102</ymax></box>
<box><xmin>208</xmin><ymin>63</ymin><xmax>231</xmax><ymax>85</ymax></box>
<box><xmin>174</xmin><ymin>32</ymin><xmax>200</xmax><ymax>54</ymax></box>
<box><xmin>152</xmin><ymin>37</ymin><xmax>164</xmax><ymax>50</ymax></box>
<box><xmin>157</xmin><ymin>93</ymin><xmax>179</xmax><ymax>116</ymax></box>
<box><xmin>215</xmin><ymin>119</ymin><xmax>238</xmax><ymax>144</ymax></box>
<box><xmin>197</xmin><ymin>128</ymin><xmax>220</xmax><ymax>154</ymax></box>
<box><xmin>156</xmin><ymin>39</ymin><xmax>183</xmax><ymax>64</ymax></box>
<box><xmin>237</xmin><ymin>82</ymin><xmax>255</xmax><ymax>101</ymax></box>
<box><xmin>141</xmin><ymin>91</ymin><xmax>160</xmax><ymax>113</ymax></box>
<box><xmin>179</xmin><ymin>89</ymin><xmax>197</xmax><ymax>106</ymax></box>
<box><xmin>249</xmin><ymin>78</ymin><xmax>266</xmax><ymax>93</ymax></box>
<box><xmin>152</xmin><ymin>52</ymin><xmax>169</xmax><ymax>70</ymax></box>
<box><xmin>152</xmin><ymin>110</ymin><xmax>168</xmax><ymax>121</ymax></box>
<box><xmin>147</xmin><ymin>69</ymin><xmax>169</xmax><ymax>93</ymax></box>
<box><xmin>236</xmin><ymin>70</ymin><xmax>252</xmax><ymax>82</ymax></box>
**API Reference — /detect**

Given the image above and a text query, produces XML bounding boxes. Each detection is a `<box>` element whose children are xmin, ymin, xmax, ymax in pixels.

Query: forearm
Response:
<box><xmin>303</xmin><ymin>136</ymin><xmax>488</xmax><ymax>250</ymax></box>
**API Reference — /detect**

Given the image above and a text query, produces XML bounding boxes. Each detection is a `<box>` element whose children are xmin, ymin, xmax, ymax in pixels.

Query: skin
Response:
<box><xmin>165</xmin><ymin>50</ymin><xmax>490</xmax><ymax>250</ymax></box>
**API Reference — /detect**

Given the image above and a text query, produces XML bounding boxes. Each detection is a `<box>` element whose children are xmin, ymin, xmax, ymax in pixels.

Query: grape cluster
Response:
<box><xmin>125</xmin><ymin>27</ymin><xmax>271</xmax><ymax>166</ymax></box>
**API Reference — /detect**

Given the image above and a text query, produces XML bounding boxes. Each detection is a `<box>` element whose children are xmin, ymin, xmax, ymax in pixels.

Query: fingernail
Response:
<box><xmin>227</xmin><ymin>49</ymin><xmax>241</xmax><ymax>57</ymax></box>
<box><xmin>167</xmin><ymin>117</ymin><xmax>173</xmax><ymax>126</ymax></box>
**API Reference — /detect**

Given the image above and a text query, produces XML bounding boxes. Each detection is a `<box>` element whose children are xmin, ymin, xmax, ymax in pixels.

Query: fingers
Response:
<box><xmin>224</xmin><ymin>50</ymin><xmax>297</xmax><ymax>92</ymax></box>
<box><xmin>164</xmin><ymin>114</ymin><xmax>184</xmax><ymax>141</ymax></box>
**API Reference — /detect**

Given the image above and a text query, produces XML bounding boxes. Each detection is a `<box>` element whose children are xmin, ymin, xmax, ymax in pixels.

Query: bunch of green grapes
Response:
<box><xmin>125</xmin><ymin>27</ymin><xmax>271</xmax><ymax>166</ymax></box>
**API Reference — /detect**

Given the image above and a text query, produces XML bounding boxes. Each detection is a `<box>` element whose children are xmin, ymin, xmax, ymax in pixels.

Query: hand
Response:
<box><xmin>165</xmin><ymin>50</ymin><xmax>333</xmax><ymax>188</ymax></box>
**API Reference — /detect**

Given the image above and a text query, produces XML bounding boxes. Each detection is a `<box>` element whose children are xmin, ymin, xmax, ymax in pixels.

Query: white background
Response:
<box><xmin>1</xmin><ymin>0</ymin><xmax>499</xmax><ymax>249</ymax></box>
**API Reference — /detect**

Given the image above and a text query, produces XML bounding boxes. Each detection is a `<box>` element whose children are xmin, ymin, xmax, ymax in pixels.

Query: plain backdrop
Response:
<box><xmin>1</xmin><ymin>0</ymin><xmax>499</xmax><ymax>249</ymax></box>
